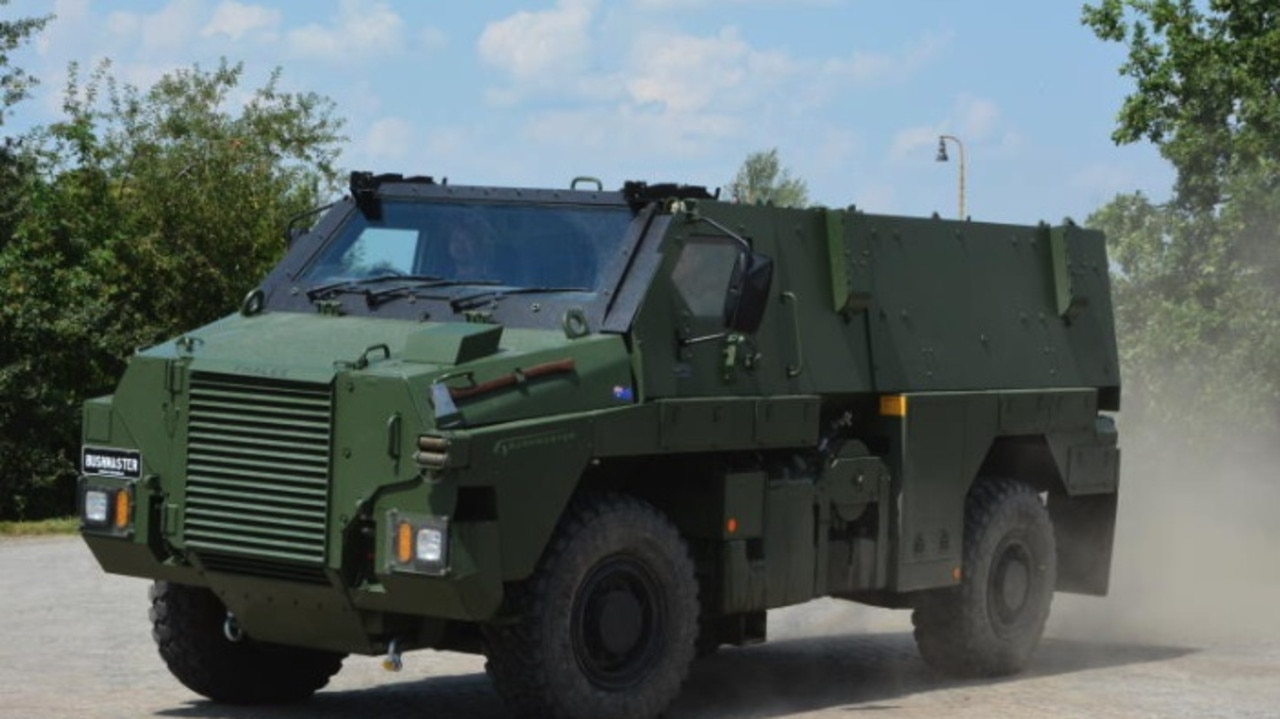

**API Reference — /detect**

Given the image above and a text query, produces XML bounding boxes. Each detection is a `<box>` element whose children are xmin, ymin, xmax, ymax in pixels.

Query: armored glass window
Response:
<box><xmin>301</xmin><ymin>201</ymin><xmax>632</xmax><ymax>291</ymax></box>
<box><xmin>327</xmin><ymin>228</ymin><xmax>419</xmax><ymax>278</ymax></box>
<box><xmin>671</xmin><ymin>237</ymin><xmax>740</xmax><ymax>317</ymax></box>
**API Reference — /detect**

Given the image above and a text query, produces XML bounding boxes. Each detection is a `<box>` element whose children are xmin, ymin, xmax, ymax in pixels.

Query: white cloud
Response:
<box><xmin>806</xmin><ymin>128</ymin><xmax>861</xmax><ymax>178</ymax></box>
<box><xmin>364</xmin><ymin>117</ymin><xmax>416</xmax><ymax>162</ymax></box>
<box><xmin>625</xmin><ymin>27</ymin><xmax>794</xmax><ymax>114</ymax></box>
<box><xmin>287</xmin><ymin>0</ymin><xmax>407</xmax><ymax>61</ymax></box>
<box><xmin>473</xmin><ymin>13</ymin><xmax>954</xmax><ymax>170</ymax></box>
<box><xmin>419</xmin><ymin>26</ymin><xmax>449</xmax><ymax>53</ymax></box>
<box><xmin>105</xmin><ymin>0</ymin><xmax>203</xmax><ymax>55</ymax></box>
<box><xmin>510</xmin><ymin>25</ymin><xmax>810</xmax><ymax>158</ymax></box>
<box><xmin>631</xmin><ymin>0</ymin><xmax>841</xmax><ymax>8</ymax></box>
<box><xmin>852</xmin><ymin>182</ymin><xmax>898</xmax><ymax>214</ymax></box>
<box><xmin>891</xmin><ymin>125</ymin><xmax>945</xmax><ymax>161</ymax></box>
<box><xmin>824</xmin><ymin>32</ymin><xmax>952</xmax><ymax>87</ymax></box>
<box><xmin>202</xmin><ymin>1</ymin><xmax>282</xmax><ymax>42</ymax></box>
<box><xmin>524</xmin><ymin>103</ymin><xmax>746</xmax><ymax>162</ymax></box>
<box><xmin>1069</xmin><ymin>162</ymin><xmax>1148</xmax><ymax>212</ymax></box>
<box><xmin>478</xmin><ymin>0</ymin><xmax>599</xmax><ymax>81</ymax></box>
<box><xmin>480</xmin><ymin>8</ymin><xmax>948</xmax><ymax>159</ymax></box>
<box><xmin>890</xmin><ymin>94</ymin><xmax>1012</xmax><ymax>161</ymax></box>
<box><xmin>36</xmin><ymin>0</ymin><xmax>91</xmax><ymax>55</ymax></box>
<box><xmin>956</xmin><ymin>95</ymin><xmax>1001</xmax><ymax>141</ymax></box>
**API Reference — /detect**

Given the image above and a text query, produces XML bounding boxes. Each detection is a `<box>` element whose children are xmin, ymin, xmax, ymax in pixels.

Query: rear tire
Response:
<box><xmin>912</xmin><ymin>479</ymin><xmax>1056</xmax><ymax>678</ymax></box>
<box><xmin>482</xmin><ymin>494</ymin><xmax>699</xmax><ymax>719</ymax></box>
<box><xmin>149</xmin><ymin>581</ymin><xmax>345</xmax><ymax>703</ymax></box>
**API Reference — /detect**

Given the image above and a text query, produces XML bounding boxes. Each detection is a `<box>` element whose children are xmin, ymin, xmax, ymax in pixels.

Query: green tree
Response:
<box><xmin>1082</xmin><ymin>0</ymin><xmax>1280</xmax><ymax>211</ymax></box>
<box><xmin>1</xmin><ymin>1</ymin><xmax>51</xmax><ymax>242</ymax></box>
<box><xmin>1083</xmin><ymin>1</ymin><xmax>1280</xmax><ymax>434</ymax></box>
<box><xmin>1087</xmin><ymin>194</ymin><xmax>1280</xmax><ymax>430</ymax></box>
<box><xmin>0</xmin><ymin>0</ymin><xmax>51</xmax><ymax>125</ymax></box>
<box><xmin>0</xmin><ymin>60</ymin><xmax>345</xmax><ymax>519</ymax></box>
<box><xmin>728</xmin><ymin>148</ymin><xmax>809</xmax><ymax>208</ymax></box>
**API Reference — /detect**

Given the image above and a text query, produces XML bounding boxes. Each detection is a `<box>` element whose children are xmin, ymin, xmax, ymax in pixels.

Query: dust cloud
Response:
<box><xmin>1049</xmin><ymin>423</ymin><xmax>1280</xmax><ymax>647</ymax></box>
<box><xmin>763</xmin><ymin>420</ymin><xmax>1280</xmax><ymax>651</ymax></box>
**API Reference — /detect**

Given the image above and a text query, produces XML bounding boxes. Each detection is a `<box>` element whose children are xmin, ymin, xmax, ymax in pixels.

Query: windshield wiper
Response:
<box><xmin>305</xmin><ymin>274</ymin><xmax>446</xmax><ymax>301</ymax></box>
<box><xmin>450</xmin><ymin>286</ymin><xmax>592</xmax><ymax>313</ymax></box>
<box><xmin>364</xmin><ymin>278</ymin><xmax>503</xmax><ymax>306</ymax></box>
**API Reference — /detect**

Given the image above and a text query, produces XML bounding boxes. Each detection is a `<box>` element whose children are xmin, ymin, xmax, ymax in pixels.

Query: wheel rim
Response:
<box><xmin>988</xmin><ymin>537</ymin><xmax>1034</xmax><ymax>635</ymax></box>
<box><xmin>571</xmin><ymin>554</ymin><xmax>667</xmax><ymax>690</ymax></box>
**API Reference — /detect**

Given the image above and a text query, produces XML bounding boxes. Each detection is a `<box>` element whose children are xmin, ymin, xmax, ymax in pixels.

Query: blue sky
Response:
<box><xmin>5</xmin><ymin>0</ymin><xmax>1173</xmax><ymax>224</ymax></box>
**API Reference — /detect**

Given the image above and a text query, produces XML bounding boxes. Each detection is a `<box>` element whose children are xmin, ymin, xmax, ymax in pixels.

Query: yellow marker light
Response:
<box><xmin>113</xmin><ymin>491</ymin><xmax>131</xmax><ymax>530</ymax></box>
<box><xmin>726</xmin><ymin>517</ymin><xmax>738</xmax><ymax>535</ymax></box>
<box><xmin>879</xmin><ymin>395</ymin><xmax>908</xmax><ymax>417</ymax></box>
<box><xmin>951</xmin><ymin>567</ymin><xmax>963</xmax><ymax>582</ymax></box>
<box><xmin>396</xmin><ymin>522</ymin><xmax>413</xmax><ymax>564</ymax></box>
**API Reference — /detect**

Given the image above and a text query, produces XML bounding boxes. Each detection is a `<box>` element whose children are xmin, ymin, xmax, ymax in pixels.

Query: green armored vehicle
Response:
<box><xmin>79</xmin><ymin>172</ymin><xmax>1120</xmax><ymax>719</ymax></box>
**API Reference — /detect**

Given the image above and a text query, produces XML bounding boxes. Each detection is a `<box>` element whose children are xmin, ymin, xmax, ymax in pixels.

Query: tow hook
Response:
<box><xmin>223</xmin><ymin>612</ymin><xmax>244</xmax><ymax>643</ymax></box>
<box><xmin>381</xmin><ymin>638</ymin><xmax>404</xmax><ymax>672</ymax></box>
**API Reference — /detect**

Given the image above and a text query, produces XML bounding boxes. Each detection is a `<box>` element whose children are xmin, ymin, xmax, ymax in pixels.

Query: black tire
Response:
<box><xmin>912</xmin><ymin>479</ymin><xmax>1057</xmax><ymax>678</ymax></box>
<box><xmin>482</xmin><ymin>494</ymin><xmax>699</xmax><ymax>719</ymax></box>
<box><xmin>149</xmin><ymin>581</ymin><xmax>345</xmax><ymax>703</ymax></box>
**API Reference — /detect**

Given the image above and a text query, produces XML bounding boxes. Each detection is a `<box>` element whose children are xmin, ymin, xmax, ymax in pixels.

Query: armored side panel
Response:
<box><xmin>856</xmin><ymin>216</ymin><xmax>1118</xmax><ymax>399</ymax></box>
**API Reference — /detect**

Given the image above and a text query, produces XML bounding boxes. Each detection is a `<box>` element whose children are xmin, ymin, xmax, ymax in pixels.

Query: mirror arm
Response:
<box><xmin>680</xmin><ymin>331</ymin><xmax>729</xmax><ymax>347</ymax></box>
<box><xmin>688</xmin><ymin>215</ymin><xmax>752</xmax><ymax>253</ymax></box>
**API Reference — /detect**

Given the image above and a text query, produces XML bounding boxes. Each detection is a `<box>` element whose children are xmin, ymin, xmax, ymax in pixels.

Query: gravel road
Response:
<box><xmin>6</xmin><ymin>435</ymin><xmax>1280</xmax><ymax>718</ymax></box>
<box><xmin>2</xmin><ymin>526</ymin><xmax>1278</xmax><ymax>719</ymax></box>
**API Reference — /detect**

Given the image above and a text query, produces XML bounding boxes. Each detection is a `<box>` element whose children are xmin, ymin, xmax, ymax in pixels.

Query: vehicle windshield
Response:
<box><xmin>300</xmin><ymin>200</ymin><xmax>634</xmax><ymax>293</ymax></box>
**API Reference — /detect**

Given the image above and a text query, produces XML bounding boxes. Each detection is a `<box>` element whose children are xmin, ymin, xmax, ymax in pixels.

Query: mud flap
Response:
<box><xmin>1048</xmin><ymin>492</ymin><xmax>1117</xmax><ymax>596</ymax></box>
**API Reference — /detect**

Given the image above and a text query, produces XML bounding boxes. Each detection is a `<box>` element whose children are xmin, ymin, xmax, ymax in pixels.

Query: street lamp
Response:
<box><xmin>935</xmin><ymin>135</ymin><xmax>966</xmax><ymax>220</ymax></box>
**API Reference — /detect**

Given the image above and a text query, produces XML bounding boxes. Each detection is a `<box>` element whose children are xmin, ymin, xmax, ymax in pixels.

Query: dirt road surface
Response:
<box><xmin>5</xmin><ymin>439</ymin><xmax>1280</xmax><ymax>718</ymax></box>
<box><xmin>2</xmin><ymin>528</ymin><xmax>1277</xmax><ymax>718</ymax></box>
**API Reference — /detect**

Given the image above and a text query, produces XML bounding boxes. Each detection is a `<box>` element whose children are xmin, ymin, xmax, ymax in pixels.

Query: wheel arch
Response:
<box><xmin>977</xmin><ymin>435</ymin><xmax>1068</xmax><ymax>495</ymax></box>
<box><xmin>976</xmin><ymin>434</ymin><xmax>1117</xmax><ymax>596</ymax></box>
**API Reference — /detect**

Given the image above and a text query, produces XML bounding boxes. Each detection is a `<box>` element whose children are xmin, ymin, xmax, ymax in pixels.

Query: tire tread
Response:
<box><xmin>150</xmin><ymin>581</ymin><xmax>344</xmax><ymax>704</ymax></box>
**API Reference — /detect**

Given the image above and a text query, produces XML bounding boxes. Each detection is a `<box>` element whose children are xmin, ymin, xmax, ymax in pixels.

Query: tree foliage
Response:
<box><xmin>728</xmin><ymin>148</ymin><xmax>809</xmax><ymax>208</ymax></box>
<box><xmin>0</xmin><ymin>60</ymin><xmax>345</xmax><ymax>519</ymax></box>
<box><xmin>1083</xmin><ymin>1</ymin><xmax>1280</xmax><ymax>434</ymax></box>
<box><xmin>1082</xmin><ymin>0</ymin><xmax>1280</xmax><ymax>212</ymax></box>
<box><xmin>1088</xmin><ymin>194</ymin><xmax>1280</xmax><ymax>430</ymax></box>
<box><xmin>0</xmin><ymin>0</ymin><xmax>51</xmax><ymax>125</ymax></box>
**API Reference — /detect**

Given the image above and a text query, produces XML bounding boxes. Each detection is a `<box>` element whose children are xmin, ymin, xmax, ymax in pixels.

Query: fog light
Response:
<box><xmin>416</xmin><ymin>528</ymin><xmax>444</xmax><ymax>563</ymax></box>
<box><xmin>84</xmin><ymin>490</ymin><xmax>110</xmax><ymax>524</ymax></box>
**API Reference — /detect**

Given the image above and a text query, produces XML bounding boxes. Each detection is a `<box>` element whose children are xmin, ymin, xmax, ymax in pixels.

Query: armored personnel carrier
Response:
<box><xmin>79</xmin><ymin>172</ymin><xmax>1120</xmax><ymax>718</ymax></box>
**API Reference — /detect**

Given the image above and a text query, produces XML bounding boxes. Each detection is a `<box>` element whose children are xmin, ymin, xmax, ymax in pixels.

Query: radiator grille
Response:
<box><xmin>184</xmin><ymin>371</ymin><xmax>332</xmax><ymax>569</ymax></box>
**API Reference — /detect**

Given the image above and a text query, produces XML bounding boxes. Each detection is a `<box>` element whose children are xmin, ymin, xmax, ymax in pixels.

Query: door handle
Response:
<box><xmin>782</xmin><ymin>291</ymin><xmax>804</xmax><ymax>378</ymax></box>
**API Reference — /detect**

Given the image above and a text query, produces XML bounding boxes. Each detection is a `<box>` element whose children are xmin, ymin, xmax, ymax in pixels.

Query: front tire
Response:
<box><xmin>912</xmin><ymin>479</ymin><xmax>1057</xmax><ymax>678</ymax></box>
<box><xmin>149</xmin><ymin>581</ymin><xmax>345</xmax><ymax>703</ymax></box>
<box><xmin>482</xmin><ymin>494</ymin><xmax>699</xmax><ymax>719</ymax></box>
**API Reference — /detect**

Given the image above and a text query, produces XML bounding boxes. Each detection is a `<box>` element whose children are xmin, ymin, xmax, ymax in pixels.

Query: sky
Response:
<box><xmin>4</xmin><ymin>0</ymin><xmax>1174</xmax><ymax>225</ymax></box>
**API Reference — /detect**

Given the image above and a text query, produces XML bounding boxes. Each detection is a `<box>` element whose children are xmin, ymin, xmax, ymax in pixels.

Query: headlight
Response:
<box><xmin>387</xmin><ymin>512</ymin><xmax>450</xmax><ymax>576</ymax></box>
<box><xmin>78</xmin><ymin>481</ymin><xmax>134</xmax><ymax>535</ymax></box>
<box><xmin>84</xmin><ymin>490</ymin><xmax>110</xmax><ymax>524</ymax></box>
<box><xmin>416</xmin><ymin>528</ymin><xmax>444</xmax><ymax>563</ymax></box>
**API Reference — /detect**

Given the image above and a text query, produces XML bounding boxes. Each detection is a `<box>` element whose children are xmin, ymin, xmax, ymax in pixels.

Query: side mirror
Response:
<box><xmin>723</xmin><ymin>251</ymin><xmax>774</xmax><ymax>333</ymax></box>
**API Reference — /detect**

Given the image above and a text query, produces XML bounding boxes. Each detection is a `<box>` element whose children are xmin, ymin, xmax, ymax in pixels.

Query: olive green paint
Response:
<box><xmin>80</xmin><ymin>181</ymin><xmax>1122</xmax><ymax>657</ymax></box>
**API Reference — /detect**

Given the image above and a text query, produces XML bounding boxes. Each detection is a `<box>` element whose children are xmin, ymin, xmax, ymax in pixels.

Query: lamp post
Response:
<box><xmin>935</xmin><ymin>135</ymin><xmax>966</xmax><ymax>220</ymax></box>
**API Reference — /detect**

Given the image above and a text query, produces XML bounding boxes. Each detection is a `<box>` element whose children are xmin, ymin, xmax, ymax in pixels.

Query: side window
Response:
<box><xmin>335</xmin><ymin>228</ymin><xmax>419</xmax><ymax>277</ymax></box>
<box><xmin>671</xmin><ymin>237</ymin><xmax>740</xmax><ymax>317</ymax></box>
